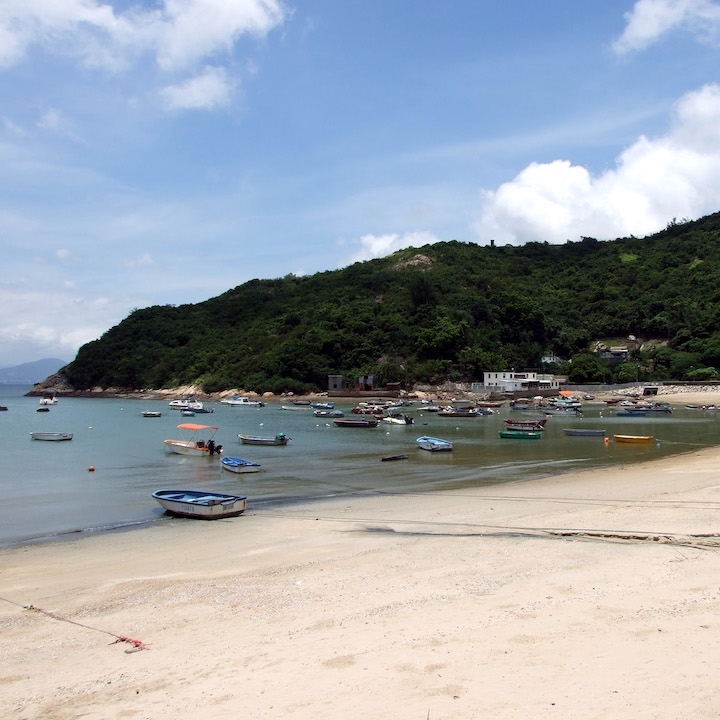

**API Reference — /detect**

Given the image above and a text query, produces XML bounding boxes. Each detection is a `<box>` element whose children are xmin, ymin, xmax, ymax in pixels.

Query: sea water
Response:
<box><xmin>1</xmin><ymin>384</ymin><xmax>719</xmax><ymax>547</ymax></box>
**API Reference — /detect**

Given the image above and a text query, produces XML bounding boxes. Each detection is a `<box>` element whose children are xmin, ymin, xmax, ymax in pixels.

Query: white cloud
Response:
<box><xmin>475</xmin><ymin>84</ymin><xmax>720</xmax><ymax>245</ymax></box>
<box><xmin>161</xmin><ymin>66</ymin><xmax>233</xmax><ymax>110</ymax></box>
<box><xmin>613</xmin><ymin>0</ymin><xmax>720</xmax><ymax>54</ymax></box>
<box><xmin>346</xmin><ymin>230</ymin><xmax>441</xmax><ymax>264</ymax></box>
<box><xmin>0</xmin><ymin>0</ymin><xmax>286</xmax><ymax>103</ymax></box>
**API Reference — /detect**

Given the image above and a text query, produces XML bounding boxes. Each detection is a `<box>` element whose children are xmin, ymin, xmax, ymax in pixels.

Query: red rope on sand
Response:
<box><xmin>23</xmin><ymin>604</ymin><xmax>150</xmax><ymax>652</ymax></box>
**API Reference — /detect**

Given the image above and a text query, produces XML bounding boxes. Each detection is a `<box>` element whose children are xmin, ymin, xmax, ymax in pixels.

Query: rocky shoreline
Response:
<box><xmin>25</xmin><ymin>373</ymin><xmax>720</xmax><ymax>406</ymax></box>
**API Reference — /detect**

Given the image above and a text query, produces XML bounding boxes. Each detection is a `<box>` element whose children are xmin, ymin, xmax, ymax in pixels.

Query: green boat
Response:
<box><xmin>498</xmin><ymin>430</ymin><xmax>542</xmax><ymax>439</ymax></box>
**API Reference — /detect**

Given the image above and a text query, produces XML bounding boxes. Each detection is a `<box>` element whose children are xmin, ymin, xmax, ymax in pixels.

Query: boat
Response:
<box><xmin>30</xmin><ymin>431</ymin><xmax>73</xmax><ymax>441</ymax></box>
<box><xmin>504</xmin><ymin>418</ymin><xmax>547</xmax><ymax>431</ymax></box>
<box><xmin>181</xmin><ymin>410</ymin><xmax>195</xmax><ymax>417</ymax></box>
<box><xmin>498</xmin><ymin>430</ymin><xmax>542</xmax><ymax>439</ymax></box>
<box><xmin>152</xmin><ymin>490</ymin><xmax>247</xmax><ymax>519</ymax></box>
<box><xmin>164</xmin><ymin>423</ymin><xmax>222</xmax><ymax>456</ymax></box>
<box><xmin>614</xmin><ymin>434</ymin><xmax>654</xmax><ymax>443</ymax></box>
<box><xmin>314</xmin><ymin>409</ymin><xmax>345</xmax><ymax>418</ymax></box>
<box><xmin>311</xmin><ymin>401</ymin><xmax>335</xmax><ymax>410</ymax></box>
<box><xmin>220</xmin><ymin>396</ymin><xmax>265</xmax><ymax>407</ymax></box>
<box><xmin>38</xmin><ymin>393</ymin><xmax>57</xmax><ymax>405</ymax></box>
<box><xmin>221</xmin><ymin>457</ymin><xmax>261</xmax><ymax>474</ymax></box>
<box><xmin>168</xmin><ymin>399</ymin><xmax>210</xmax><ymax>412</ymax></box>
<box><xmin>0</xmin><ymin>405</ymin><xmax>7</xmax><ymax>411</ymax></box>
<box><xmin>333</xmin><ymin>417</ymin><xmax>378</xmax><ymax>428</ymax></box>
<box><xmin>543</xmin><ymin>406</ymin><xmax>582</xmax><ymax>415</ymax></box>
<box><xmin>381</xmin><ymin>454</ymin><xmax>409</xmax><ymax>462</ymax></box>
<box><xmin>437</xmin><ymin>406</ymin><xmax>479</xmax><ymax>417</ymax></box>
<box><xmin>281</xmin><ymin>404</ymin><xmax>313</xmax><ymax>411</ymax></box>
<box><xmin>239</xmin><ymin>433</ymin><xmax>291</xmax><ymax>446</ymax></box>
<box><xmin>416</xmin><ymin>436</ymin><xmax>453</xmax><ymax>451</ymax></box>
<box><xmin>142</xmin><ymin>410</ymin><xmax>162</xmax><ymax>417</ymax></box>
<box><xmin>382</xmin><ymin>414</ymin><xmax>414</xmax><ymax>425</ymax></box>
<box><xmin>476</xmin><ymin>401</ymin><xmax>503</xmax><ymax>408</ymax></box>
<box><xmin>36</xmin><ymin>407</ymin><xmax>50</xmax><ymax>412</ymax></box>
<box><xmin>563</xmin><ymin>428</ymin><xmax>606</xmax><ymax>436</ymax></box>
<box><xmin>616</xmin><ymin>411</ymin><xmax>646</xmax><ymax>417</ymax></box>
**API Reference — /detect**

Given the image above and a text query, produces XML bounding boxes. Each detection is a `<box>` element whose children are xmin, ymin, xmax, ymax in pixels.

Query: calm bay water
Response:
<box><xmin>1</xmin><ymin>384</ymin><xmax>719</xmax><ymax>547</ymax></box>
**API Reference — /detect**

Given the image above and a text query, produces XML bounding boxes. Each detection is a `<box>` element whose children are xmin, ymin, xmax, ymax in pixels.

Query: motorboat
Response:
<box><xmin>220</xmin><ymin>396</ymin><xmax>265</xmax><ymax>407</ymax></box>
<box><xmin>164</xmin><ymin>423</ymin><xmax>222</xmax><ymax>456</ymax></box>
<box><xmin>416</xmin><ymin>436</ymin><xmax>453</xmax><ymax>452</ymax></box>
<box><xmin>38</xmin><ymin>394</ymin><xmax>58</xmax><ymax>405</ymax></box>
<box><xmin>142</xmin><ymin>410</ymin><xmax>162</xmax><ymax>417</ymax></box>
<box><xmin>31</xmin><ymin>432</ymin><xmax>73</xmax><ymax>441</ymax></box>
<box><xmin>152</xmin><ymin>490</ymin><xmax>246</xmax><ymax>519</ymax></box>
<box><xmin>239</xmin><ymin>433</ymin><xmax>291</xmax><ymax>446</ymax></box>
<box><xmin>168</xmin><ymin>399</ymin><xmax>209</xmax><ymax>412</ymax></box>
<box><xmin>221</xmin><ymin>457</ymin><xmax>261</xmax><ymax>474</ymax></box>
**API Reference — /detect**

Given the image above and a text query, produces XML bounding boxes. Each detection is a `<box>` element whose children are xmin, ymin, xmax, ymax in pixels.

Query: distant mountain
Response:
<box><xmin>0</xmin><ymin>358</ymin><xmax>68</xmax><ymax>384</ymax></box>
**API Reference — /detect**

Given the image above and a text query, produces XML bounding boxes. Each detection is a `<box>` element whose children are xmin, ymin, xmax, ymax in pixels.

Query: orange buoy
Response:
<box><xmin>88</xmin><ymin>466</ymin><xmax>95</xmax><ymax>472</ymax></box>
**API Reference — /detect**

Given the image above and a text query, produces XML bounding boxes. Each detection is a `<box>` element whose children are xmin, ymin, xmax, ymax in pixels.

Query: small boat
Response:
<box><xmin>314</xmin><ymin>409</ymin><xmax>345</xmax><ymax>418</ymax></box>
<box><xmin>498</xmin><ymin>430</ymin><xmax>542</xmax><ymax>439</ymax></box>
<box><xmin>281</xmin><ymin>404</ymin><xmax>313</xmax><ymax>411</ymax></box>
<box><xmin>381</xmin><ymin>454</ymin><xmax>409</xmax><ymax>462</ymax></box>
<box><xmin>382</xmin><ymin>414</ymin><xmax>414</xmax><ymax>425</ymax></box>
<box><xmin>31</xmin><ymin>431</ymin><xmax>73</xmax><ymax>441</ymax></box>
<box><xmin>152</xmin><ymin>490</ymin><xmax>247</xmax><ymax>519</ymax></box>
<box><xmin>614</xmin><ymin>434</ymin><xmax>654</xmax><ymax>443</ymax></box>
<box><xmin>616</xmin><ymin>411</ymin><xmax>646</xmax><ymax>417</ymax></box>
<box><xmin>221</xmin><ymin>457</ymin><xmax>261</xmax><ymax>474</ymax></box>
<box><xmin>311</xmin><ymin>401</ymin><xmax>335</xmax><ymax>410</ymax></box>
<box><xmin>476</xmin><ymin>401</ymin><xmax>503</xmax><ymax>408</ymax></box>
<box><xmin>333</xmin><ymin>417</ymin><xmax>378</xmax><ymax>428</ymax></box>
<box><xmin>504</xmin><ymin>418</ymin><xmax>547</xmax><ymax>431</ymax></box>
<box><xmin>0</xmin><ymin>405</ymin><xmax>7</xmax><ymax>411</ymax></box>
<box><xmin>142</xmin><ymin>410</ymin><xmax>162</xmax><ymax>417</ymax></box>
<box><xmin>181</xmin><ymin>410</ymin><xmax>195</xmax><ymax>417</ymax></box>
<box><xmin>437</xmin><ymin>406</ymin><xmax>479</xmax><ymax>417</ymax></box>
<box><xmin>563</xmin><ymin>428</ymin><xmax>606</xmax><ymax>436</ymax></box>
<box><xmin>416</xmin><ymin>436</ymin><xmax>453</xmax><ymax>452</ymax></box>
<box><xmin>292</xmin><ymin>399</ymin><xmax>311</xmax><ymax>406</ymax></box>
<box><xmin>220</xmin><ymin>396</ymin><xmax>265</xmax><ymax>407</ymax></box>
<box><xmin>164</xmin><ymin>423</ymin><xmax>222</xmax><ymax>456</ymax></box>
<box><xmin>239</xmin><ymin>433</ymin><xmax>291</xmax><ymax>446</ymax></box>
<box><xmin>39</xmin><ymin>393</ymin><xmax>58</xmax><ymax>405</ymax></box>
<box><xmin>36</xmin><ymin>407</ymin><xmax>50</xmax><ymax>412</ymax></box>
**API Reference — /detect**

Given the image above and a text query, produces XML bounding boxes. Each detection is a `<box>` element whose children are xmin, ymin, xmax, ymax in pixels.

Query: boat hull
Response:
<box><xmin>221</xmin><ymin>457</ymin><xmax>261</xmax><ymax>474</ymax></box>
<box><xmin>164</xmin><ymin>440</ymin><xmax>214</xmax><ymax>456</ymax></box>
<box><xmin>30</xmin><ymin>432</ymin><xmax>73</xmax><ymax>441</ymax></box>
<box><xmin>563</xmin><ymin>429</ymin><xmax>606</xmax><ymax>436</ymax></box>
<box><xmin>152</xmin><ymin>490</ymin><xmax>247</xmax><ymax>519</ymax></box>
<box><xmin>498</xmin><ymin>430</ymin><xmax>542</xmax><ymax>439</ymax></box>
<box><xmin>333</xmin><ymin>418</ymin><xmax>378</xmax><ymax>428</ymax></box>
<box><xmin>416</xmin><ymin>436</ymin><xmax>453</xmax><ymax>451</ymax></box>
<box><xmin>239</xmin><ymin>434</ymin><xmax>290</xmax><ymax>446</ymax></box>
<box><xmin>614</xmin><ymin>434</ymin><xmax>654</xmax><ymax>443</ymax></box>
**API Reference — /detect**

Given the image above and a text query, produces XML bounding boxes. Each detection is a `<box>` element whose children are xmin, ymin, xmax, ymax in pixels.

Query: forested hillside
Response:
<box><xmin>62</xmin><ymin>212</ymin><xmax>720</xmax><ymax>392</ymax></box>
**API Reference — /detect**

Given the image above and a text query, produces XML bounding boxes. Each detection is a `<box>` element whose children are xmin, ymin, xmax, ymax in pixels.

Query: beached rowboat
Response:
<box><xmin>614</xmin><ymin>434</ymin><xmax>654</xmax><ymax>443</ymax></box>
<box><xmin>152</xmin><ymin>490</ymin><xmax>247</xmax><ymax>519</ymax></box>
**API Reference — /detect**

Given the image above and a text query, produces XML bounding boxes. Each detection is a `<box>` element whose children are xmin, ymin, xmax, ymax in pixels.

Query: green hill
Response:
<box><xmin>62</xmin><ymin>212</ymin><xmax>720</xmax><ymax>392</ymax></box>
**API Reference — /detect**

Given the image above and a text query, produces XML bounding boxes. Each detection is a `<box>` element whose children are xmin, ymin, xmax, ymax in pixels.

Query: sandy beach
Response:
<box><xmin>3</xmin><ymin>390</ymin><xmax>720</xmax><ymax>719</ymax></box>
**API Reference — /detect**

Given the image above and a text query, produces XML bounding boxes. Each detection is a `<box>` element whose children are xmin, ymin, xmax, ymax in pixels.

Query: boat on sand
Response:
<box><xmin>152</xmin><ymin>490</ymin><xmax>246</xmax><ymax>519</ymax></box>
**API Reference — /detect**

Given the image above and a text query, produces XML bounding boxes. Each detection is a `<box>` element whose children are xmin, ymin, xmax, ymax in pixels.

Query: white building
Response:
<box><xmin>481</xmin><ymin>370</ymin><xmax>561</xmax><ymax>393</ymax></box>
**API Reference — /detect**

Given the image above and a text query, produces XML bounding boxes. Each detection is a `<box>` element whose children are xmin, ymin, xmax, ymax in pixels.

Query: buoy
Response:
<box><xmin>88</xmin><ymin>466</ymin><xmax>95</xmax><ymax>472</ymax></box>
<box><xmin>604</xmin><ymin>437</ymin><xmax>609</xmax><ymax>445</ymax></box>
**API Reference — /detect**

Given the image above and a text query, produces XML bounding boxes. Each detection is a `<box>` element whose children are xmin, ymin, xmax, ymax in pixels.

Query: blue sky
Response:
<box><xmin>3</xmin><ymin>0</ymin><xmax>720</xmax><ymax>367</ymax></box>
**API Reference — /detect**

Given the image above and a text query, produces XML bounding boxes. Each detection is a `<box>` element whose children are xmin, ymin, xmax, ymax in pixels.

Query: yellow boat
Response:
<box><xmin>613</xmin><ymin>434</ymin><xmax>654</xmax><ymax>443</ymax></box>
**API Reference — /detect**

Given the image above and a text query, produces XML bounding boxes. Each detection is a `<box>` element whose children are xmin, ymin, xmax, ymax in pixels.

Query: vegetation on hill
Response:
<box><xmin>62</xmin><ymin>212</ymin><xmax>720</xmax><ymax>392</ymax></box>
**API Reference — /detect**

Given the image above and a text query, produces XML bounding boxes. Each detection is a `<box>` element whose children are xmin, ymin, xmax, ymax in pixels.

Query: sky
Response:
<box><xmin>3</xmin><ymin>0</ymin><xmax>720</xmax><ymax>367</ymax></box>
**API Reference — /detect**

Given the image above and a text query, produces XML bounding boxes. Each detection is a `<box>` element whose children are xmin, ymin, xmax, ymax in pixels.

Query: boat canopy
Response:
<box><xmin>177</xmin><ymin>423</ymin><xmax>218</xmax><ymax>431</ymax></box>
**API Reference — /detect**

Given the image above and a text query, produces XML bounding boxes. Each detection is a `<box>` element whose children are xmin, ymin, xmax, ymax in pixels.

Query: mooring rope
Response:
<box><xmin>0</xmin><ymin>596</ymin><xmax>149</xmax><ymax>652</ymax></box>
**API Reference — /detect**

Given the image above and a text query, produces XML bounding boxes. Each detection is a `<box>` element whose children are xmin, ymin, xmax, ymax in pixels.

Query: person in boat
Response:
<box><xmin>208</xmin><ymin>439</ymin><xmax>216</xmax><ymax>455</ymax></box>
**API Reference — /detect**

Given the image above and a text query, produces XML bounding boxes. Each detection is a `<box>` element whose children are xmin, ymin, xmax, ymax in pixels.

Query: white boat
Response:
<box><xmin>164</xmin><ymin>423</ymin><xmax>222</xmax><ymax>456</ymax></box>
<box><xmin>239</xmin><ymin>433</ymin><xmax>291</xmax><ymax>446</ymax></box>
<box><xmin>382</xmin><ymin>414</ymin><xmax>414</xmax><ymax>425</ymax></box>
<box><xmin>168</xmin><ymin>399</ymin><xmax>208</xmax><ymax>412</ymax></box>
<box><xmin>416</xmin><ymin>436</ymin><xmax>453</xmax><ymax>452</ymax></box>
<box><xmin>38</xmin><ymin>394</ymin><xmax>58</xmax><ymax>405</ymax></box>
<box><xmin>281</xmin><ymin>404</ymin><xmax>313</xmax><ymax>411</ymax></box>
<box><xmin>31</xmin><ymin>432</ymin><xmax>73</xmax><ymax>441</ymax></box>
<box><xmin>220</xmin><ymin>396</ymin><xmax>265</xmax><ymax>407</ymax></box>
<box><xmin>152</xmin><ymin>490</ymin><xmax>247</xmax><ymax>519</ymax></box>
<box><xmin>221</xmin><ymin>457</ymin><xmax>261</xmax><ymax>474</ymax></box>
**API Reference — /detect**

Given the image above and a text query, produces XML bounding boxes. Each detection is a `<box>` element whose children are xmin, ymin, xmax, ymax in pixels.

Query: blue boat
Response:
<box><xmin>221</xmin><ymin>457</ymin><xmax>261</xmax><ymax>474</ymax></box>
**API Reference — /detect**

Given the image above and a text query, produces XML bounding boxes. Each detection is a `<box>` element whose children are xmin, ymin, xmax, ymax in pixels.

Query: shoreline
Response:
<box><xmin>3</xmin><ymin>444</ymin><xmax>720</xmax><ymax>718</ymax></box>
